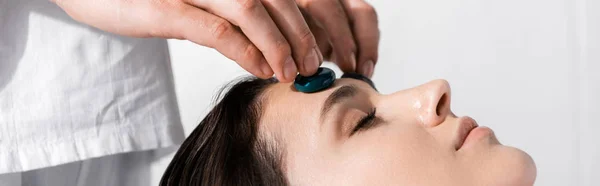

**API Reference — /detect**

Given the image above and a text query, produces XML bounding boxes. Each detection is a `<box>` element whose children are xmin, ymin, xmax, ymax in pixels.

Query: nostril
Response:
<box><xmin>436</xmin><ymin>93</ymin><xmax>447</xmax><ymax>116</ymax></box>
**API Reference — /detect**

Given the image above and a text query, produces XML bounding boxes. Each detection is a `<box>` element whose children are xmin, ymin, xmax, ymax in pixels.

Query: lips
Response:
<box><xmin>454</xmin><ymin>117</ymin><xmax>478</xmax><ymax>150</ymax></box>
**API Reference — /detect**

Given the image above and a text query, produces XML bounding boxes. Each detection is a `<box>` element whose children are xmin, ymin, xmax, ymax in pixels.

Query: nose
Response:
<box><xmin>416</xmin><ymin>79</ymin><xmax>451</xmax><ymax>127</ymax></box>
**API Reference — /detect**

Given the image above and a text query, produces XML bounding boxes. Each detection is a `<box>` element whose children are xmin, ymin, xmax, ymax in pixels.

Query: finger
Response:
<box><xmin>261</xmin><ymin>0</ymin><xmax>322</xmax><ymax>76</ymax></box>
<box><xmin>188</xmin><ymin>0</ymin><xmax>297</xmax><ymax>82</ymax></box>
<box><xmin>169</xmin><ymin>4</ymin><xmax>274</xmax><ymax>79</ymax></box>
<box><xmin>341</xmin><ymin>0</ymin><xmax>379</xmax><ymax>78</ymax></box>
<box><xmin>300</xmin><ymin>8</ymin><xmax>332</xmax><ymax>62</ymax></box>
<box><xmin>299</xmin><ymin>0</ymin><xmax>357</xmax><ymax>73</ymax></box>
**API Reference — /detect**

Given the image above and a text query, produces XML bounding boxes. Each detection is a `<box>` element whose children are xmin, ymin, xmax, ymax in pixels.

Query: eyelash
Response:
<box><xmin>351</xmin><ymin>108</ymin><xmax>377</xmax><ymax>135</ymax></box>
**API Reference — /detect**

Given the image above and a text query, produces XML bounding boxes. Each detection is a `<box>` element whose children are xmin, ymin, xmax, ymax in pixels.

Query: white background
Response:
<box><xmin>151</xmin><ymin>0</ymin><xmax>600</xmax><ymax>185</ymax></box>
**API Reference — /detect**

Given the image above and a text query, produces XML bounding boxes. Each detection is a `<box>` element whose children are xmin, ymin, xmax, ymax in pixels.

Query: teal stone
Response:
<box><xmin>294</xmin><ymin>67</ymin><xmax>336</xmax><ymax>93</ymax></box>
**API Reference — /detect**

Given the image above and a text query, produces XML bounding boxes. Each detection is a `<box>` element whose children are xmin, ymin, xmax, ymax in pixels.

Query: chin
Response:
<box><xmin>490</xmin><ymin>146</ymin><xmax>537</xmax><ymax>186</ymax></box>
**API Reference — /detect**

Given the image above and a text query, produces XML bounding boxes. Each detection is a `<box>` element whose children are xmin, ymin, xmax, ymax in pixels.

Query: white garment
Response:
<box><xmin>0</xmin><ymin>0</ymin><xmax>185</xmax><ymax>174</ymax></box>
<box><xmin>0</xmin><ymin>149</ymin><xmax>172</xmax><ymax>186</ymax></box>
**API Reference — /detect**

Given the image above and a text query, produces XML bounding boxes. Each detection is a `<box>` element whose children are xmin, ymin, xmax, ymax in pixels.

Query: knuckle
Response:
<box><xmin>210</xmin><ymin>19</ymin><xmax>233</xmax><ymax>40</ymax></box>
<box><xmin>273</xmin><ymin>38</ymin><xmax>292</xmax><ymax>56</ymax></box>
<box><xmin>362</xmin><ymin>4</ymin><xmax>376</xmax><ymax>14</ymax></box>
<box><xmin>355</xmin><ymin>3</ymin><xmax>377</xmax><ymax>20</ymax></box>
<box><xmin>298</xmin><ymin>28</ymin><xmax>316</xmax><ymax>48</ymax></box>
<box><xmin>298</xmin><ymin>0</ymin><xmax>319</xmax><ymax>8</ymax></box>
<box><xmin>365</xmin><ymin>5</ymin><xmax>378</xmax><ymax>20</ymax></box>
<box><xmin>241</xmin><ymin>44</ymin><xmax>260</xmax><ymax>62</ymax></box>
<box><xmin>235</xmin><ymin>0</ymin><xmax>259</xmax><ymax>11</ymax></box>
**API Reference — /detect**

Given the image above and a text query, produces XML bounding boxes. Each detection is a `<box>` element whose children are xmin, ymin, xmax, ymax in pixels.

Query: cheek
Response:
<box><xmin>461</xmin><ymin>145</ymin><xmax>537</xmax><ymax>186</ymax></box>
<box><xmin>332</xmin><ymin>125</ymin><xmax>462</xmax><ymax>185</ymax></box>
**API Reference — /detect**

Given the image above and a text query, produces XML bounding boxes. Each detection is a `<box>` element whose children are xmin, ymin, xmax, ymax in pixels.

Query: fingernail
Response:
<box><xmin>260</xmin><ymin>59</ymin><xmax>273</xmax><ymax>77</ymax></box>
<box><xmin>349</xmin><ymin>52</ymin><xmax>357</xmax><ymax>71</ymax></box>
<box><xmin>303</xmin><ymin>47</ymin><xmax>320</xmax><ymax>75</ymax></box>
<box><xmin>362</xmin><ymin>60</ymin><xmax>374</xmax><ymax>78</ymax></box>
<box><xmin>283</xmin><ymin>56</ymin><xmax>297</xmax><ymax>80</ymax></box>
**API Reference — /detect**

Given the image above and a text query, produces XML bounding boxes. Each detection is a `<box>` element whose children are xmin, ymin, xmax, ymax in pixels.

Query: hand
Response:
<box><xmin>52</xmin><ymin>0</ymin><xmax>323</xmax><ymax>82</ymax></box>
<box><xmin>297</xmin><ymin>0</ymin><xmax>380</xmax><ymax>78</ymax></box>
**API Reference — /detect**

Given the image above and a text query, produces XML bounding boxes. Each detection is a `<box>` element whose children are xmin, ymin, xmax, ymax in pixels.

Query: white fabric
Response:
<box><xmin>0</xmin><ymin>149</ymin><xmax>168</xmax><ymax>186</ymax></box>
<box><xmin>0</xmin><ymin>0</ymin><xmax>185</xmax><ymax>174</ymax></box>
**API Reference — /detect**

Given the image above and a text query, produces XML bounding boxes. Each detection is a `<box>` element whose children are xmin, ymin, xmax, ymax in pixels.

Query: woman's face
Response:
<box><xmin>259</xmin><ymin>78</ymin><xmax>536</xmax><ymax>186</ymax></box>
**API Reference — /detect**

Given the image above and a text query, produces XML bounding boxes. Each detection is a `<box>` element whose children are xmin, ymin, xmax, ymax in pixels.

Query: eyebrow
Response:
<box><xmin>320</xmin><ymin>85</ymin><xmax>359</xmax><ymax>120</ymax></box>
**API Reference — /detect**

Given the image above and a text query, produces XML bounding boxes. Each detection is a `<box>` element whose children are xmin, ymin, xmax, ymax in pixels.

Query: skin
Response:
<box><xmin>259</xmin><ymin>79</ymin><xmax>537</xmax><ymax>185</ymax></box>
<box><xmin>51</xmin><ymin>0</ymin><xmax>379</xmax><ymax>82</ymax></box>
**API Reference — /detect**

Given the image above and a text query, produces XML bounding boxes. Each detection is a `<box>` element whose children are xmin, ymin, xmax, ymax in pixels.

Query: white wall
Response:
<box><xmin>152</xmin><ymin>0</ymin><xmax>600</xmax><ymax>185</ymax></box>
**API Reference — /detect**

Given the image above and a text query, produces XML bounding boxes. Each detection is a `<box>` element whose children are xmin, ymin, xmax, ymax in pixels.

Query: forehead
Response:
<box><xmin>262</xmin><ymin>78</ymin><xmax>372</xmax><ymax>116</ymax></box>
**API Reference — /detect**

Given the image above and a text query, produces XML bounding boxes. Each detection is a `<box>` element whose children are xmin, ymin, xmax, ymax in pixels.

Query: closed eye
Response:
<box><xmin>351</xmin><ymin>108</ymin><xmax>377</xmax><ymax>135</ymax></box>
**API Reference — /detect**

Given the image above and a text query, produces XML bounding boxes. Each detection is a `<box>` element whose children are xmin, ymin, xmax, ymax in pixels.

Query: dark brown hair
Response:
<box><xmin>160</xmin><ymin>77</ymin><xmax>287</xmax><ymax>186</ymax></box>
